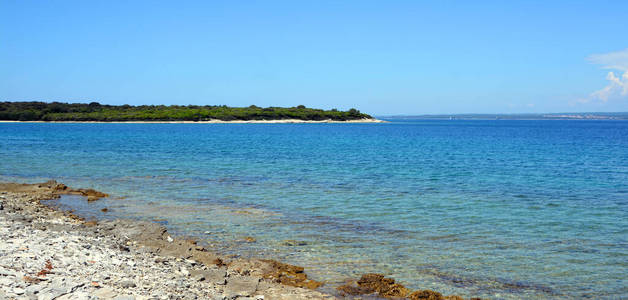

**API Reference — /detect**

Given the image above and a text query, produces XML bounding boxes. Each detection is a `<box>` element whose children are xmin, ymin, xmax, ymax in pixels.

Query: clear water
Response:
<box><xmin>1</xmin><ymin>120</ymin><xmax>627</xmax><ymax>299</ymax></box>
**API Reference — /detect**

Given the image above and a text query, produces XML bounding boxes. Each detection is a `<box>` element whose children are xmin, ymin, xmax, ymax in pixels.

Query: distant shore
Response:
<box><xmin>0</xmin><ymin>102</ymin><xmax>378</xmax><ymax>123</ymax></box>
<box><xmin>0</xmin><ymin>118</ymin><xmax>386</xmax><ymax>124</ymax></box>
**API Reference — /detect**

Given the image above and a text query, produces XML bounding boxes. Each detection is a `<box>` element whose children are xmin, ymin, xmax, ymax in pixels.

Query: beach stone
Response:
<box><xmin>0</xmin><ymin>269</ymin><xmax>16</xmax><ymax>277</ymax></box>
<box><xmin>190</xmin><ymin>269</ymin><xmax>227</xmax><ymax>284</ymax></box>
<box><xmin>224</xmin><ymin>276</ymin><xmax>260</xmax><ymax>298</ymax></box>
<box><xmin>92</xmin><ymin>287</ymin><xmax>117</xmax><ymax>299</ymax></box>
<box><xmin>24</xmin><ymin>284</ymin><xmax>44</xmax><ymax>296</ymax></box>
<box><xmin>55</xmin><ymin>293</ymin><xmax>74</xmax><ymax>300</ymax></box>
<box><xmin>38</xmin><ymin>290</ymin><xmax>64</xmax><ymax>300</ymax></box>
<box><xmin>119</xmin><ymin>279</ymin><xmax>136</xmax><ymax>288</ymax></box>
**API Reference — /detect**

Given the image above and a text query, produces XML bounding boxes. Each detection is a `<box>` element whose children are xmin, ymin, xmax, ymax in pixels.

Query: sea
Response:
<box><xmin>1</xmin><ymin>119</ymin><xmax>626</xmax><ymax>299</ymax></box>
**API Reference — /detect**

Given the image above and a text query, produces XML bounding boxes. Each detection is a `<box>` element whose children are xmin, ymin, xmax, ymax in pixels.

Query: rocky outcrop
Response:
<box><xmin>337</xmin><ymin>273</ymin><xmax>410</xmax><ymax>297</ymax></box>
<box><xmin>226</xmin><ymin>258</ymin><xmax>323</xmax><ymax>290</ymax></box>
<box><xmin>70</xmin><ymin>188</ymin><xmax>108</xmax><ymax>201</ymax></box>
<box><xmin>259</xmin><ymin>259</ymin><xmax>323</xmax><ymax>289</ymax></box>
<box><xmin>0</xmin><ymin>180</ymin><xmax>109</xmax><ymax>202</ymax></box>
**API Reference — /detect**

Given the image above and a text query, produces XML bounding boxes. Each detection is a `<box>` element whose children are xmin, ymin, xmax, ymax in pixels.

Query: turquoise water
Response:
<box><xmin>1</xmin><ymin>120</ymin><xmax>627</xmax><ymax>299</ymax></box>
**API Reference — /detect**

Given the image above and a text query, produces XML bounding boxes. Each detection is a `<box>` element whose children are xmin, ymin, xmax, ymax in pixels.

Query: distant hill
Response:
<box><xmin>382</xmin><ymin>112</ymin><xmax>628</xmax><ymax>120</ymax></box>
<box><xmin>0</xmin><ymin>101</ymin><xmax>372</xmax><ymax>122</ymax></box>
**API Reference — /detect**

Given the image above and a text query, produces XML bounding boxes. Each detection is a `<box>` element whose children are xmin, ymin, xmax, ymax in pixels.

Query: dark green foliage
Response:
<box><xmin>0</xmin><ymin>101</ymin><xmax>372</xmax><ymax>122</ymax></box>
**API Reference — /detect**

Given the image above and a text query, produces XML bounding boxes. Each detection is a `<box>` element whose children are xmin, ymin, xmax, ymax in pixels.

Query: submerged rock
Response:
<box><xmin>281</xmin><ymin>240</ymin><xmax>307</xmax><ymax>246</ymax></box>
<box><xmin>356</xmin><ymin>273</ymin><xmax>410</xmax><ymax>297</ymax></box>
<box><xmin>338</xmin><ymin>273</ymin><xmax>472</xmax><ymax>300</ymax></box>
<box><xmin>73</xmin><ymin>188</ymin><xmax>108</xmax><ymax>201</ymax></box>
<box><xmin>408</xmin><ymin>290</ymin><xmax>444</xmax><ymax>300</ymax></box>
<box><xmin>259</xmin><ymin>259</ymin><xmax>323</xmax><ymax>290</ymax></box>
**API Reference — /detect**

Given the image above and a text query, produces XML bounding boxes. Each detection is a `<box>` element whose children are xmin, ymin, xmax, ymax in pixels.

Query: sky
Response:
<box><xmin>1</xmin><ymin>1</ymin><xmax>628</xmax><ymax>115</ymax></box>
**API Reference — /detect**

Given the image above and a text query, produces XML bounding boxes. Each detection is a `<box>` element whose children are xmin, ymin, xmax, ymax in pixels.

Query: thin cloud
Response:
<box><xmin>587</xmin><ymin>48</ymin><xmax>628</xmax><ymax>102</ymax></box>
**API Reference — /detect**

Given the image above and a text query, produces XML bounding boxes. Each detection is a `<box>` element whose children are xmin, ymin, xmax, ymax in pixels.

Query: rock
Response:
<box><xmin>258</xmin><ymin>259</ymin><xmax>322</xmax><ymax>289</ymax></box>
<box><xmin>113</xmin><ymin>296</ymin><xmax>136</xmax><ymax>300</ymax></box>
<box><xmin>281</xmin><ymin>240</ymin><xmax>307</xmax><ymax>246</ymax></box>
<box><xmin>408</xmin><ymin>290</ymin><xmax>445</xmax><ymax>300</ymax></box>
<box><xmin>37</xmin><ymin>287</ymin><xmax>68</xmax><ymax>300</ymax></box>
<box><xmin>337</xmin><ymin>282</ymin><xmax>370</xmax><ymax>296</ymax></box>
<box><xmin>336</xmin><ymin>273</ymin><xmax>410</xmax><ymax>298</ymax></box>
<box><xmin>167</xmin><ymin>236</ymin><xmax>174</xmax><ymax>243</ymax></box>
<box><xmin>25</xmin><ymin>284</ymin><xmax>44</xmax><ymax>296</ymax></box>
<box><xmin>13</xmin><ymin>287</ymin><xmax>26</xmax><ymax>295</ymax></box>
<box><xmin>0</xmin><ymin>269</ymin><xmax>16</xmax><ymax>277</ymax></box>
<box><xmin>189</xmin><ymin>269</ymin><xmax>227</xmax><ymax>285</ymax></box>
<box><xmin>73</xmin><ymin>188</ymin><xmax>108</xmax><ymax>201</ymax></box>
<box><xmin>224</xmin><ymin>276</ymin><xmax>260</xmax><ymax>298</ymax></box>
<box><xmin>119</xmin><ymin>280</ymin><xmax>136</xmax><ymax>288</ymax></box>
<box><xmin>244</xmin><ymin>236</ymin><xmax>256</xmax><ymax>243</ymax></box>
<box><xmin>55</xmin><ymin>293</ymin><xmax>75</xmax><ymax>300</ymax></box>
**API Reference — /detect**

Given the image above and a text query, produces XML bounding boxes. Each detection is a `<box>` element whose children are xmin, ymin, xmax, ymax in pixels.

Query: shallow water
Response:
<box><xmin>1</xmin><ymin>120</ymin><xmax>627</xmax><ymax>299</ymax></box>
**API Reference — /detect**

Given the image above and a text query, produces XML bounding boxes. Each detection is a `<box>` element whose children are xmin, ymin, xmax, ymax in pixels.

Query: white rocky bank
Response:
<box><xmin>0</xmin><ymin>191</ymin><xmax>336</xmax><ymax>300</ymax></box>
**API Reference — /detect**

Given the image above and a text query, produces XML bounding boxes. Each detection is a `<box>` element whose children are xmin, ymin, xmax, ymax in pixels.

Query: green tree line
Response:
<box><xmin>0</xmin><ymin>102</ymin><xmax>372</xmax><ymax>121</ymax></box>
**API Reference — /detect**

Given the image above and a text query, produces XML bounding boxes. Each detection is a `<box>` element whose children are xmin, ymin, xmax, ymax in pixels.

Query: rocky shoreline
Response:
<box><xmin>0</xmin><ymin>181</ymin><xmax>332</xmax><ymax>300</ymax></box>
<box><xmin>0</xmin><ymin>181</ymin><xmax>480</xmax><ymax>300</ymax></box>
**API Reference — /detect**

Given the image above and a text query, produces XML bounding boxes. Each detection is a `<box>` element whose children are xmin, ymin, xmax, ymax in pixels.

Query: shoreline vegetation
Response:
<box><xmin>0</xmin><ymin>119</ymin><xmax>384</xmax><ymax>124</ymax></box>
<box><xmin>0</xmin><ymin>101</ymin><xmax>381</xmax><ymax>123</ymax></box>
<box><xmin>0</xmin><ymin>180</ymin><xmax>480</xmax><ymax>300</ymax></box>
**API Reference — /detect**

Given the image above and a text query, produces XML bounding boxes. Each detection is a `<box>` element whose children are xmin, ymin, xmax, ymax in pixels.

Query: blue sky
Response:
<box><xmin>1</xmin><ymin>1</ymin><xmax>627</xmax><ymax>115</ymax></box>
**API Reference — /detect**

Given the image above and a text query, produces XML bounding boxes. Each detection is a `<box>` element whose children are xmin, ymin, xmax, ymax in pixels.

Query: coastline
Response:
<box><xmin>0</xmin><ymin>118</ymin><xmax>386</xmax><ymax>124</ymax></box>
<box><xmin>0</xmin><ymin>181</ymin><xmax>333</xmax><ymax>300</ymax></box>
<box><xmin>0</xmin><ymin>181</ymin><xmax>479</xmax><ymax>300</ymax></box>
